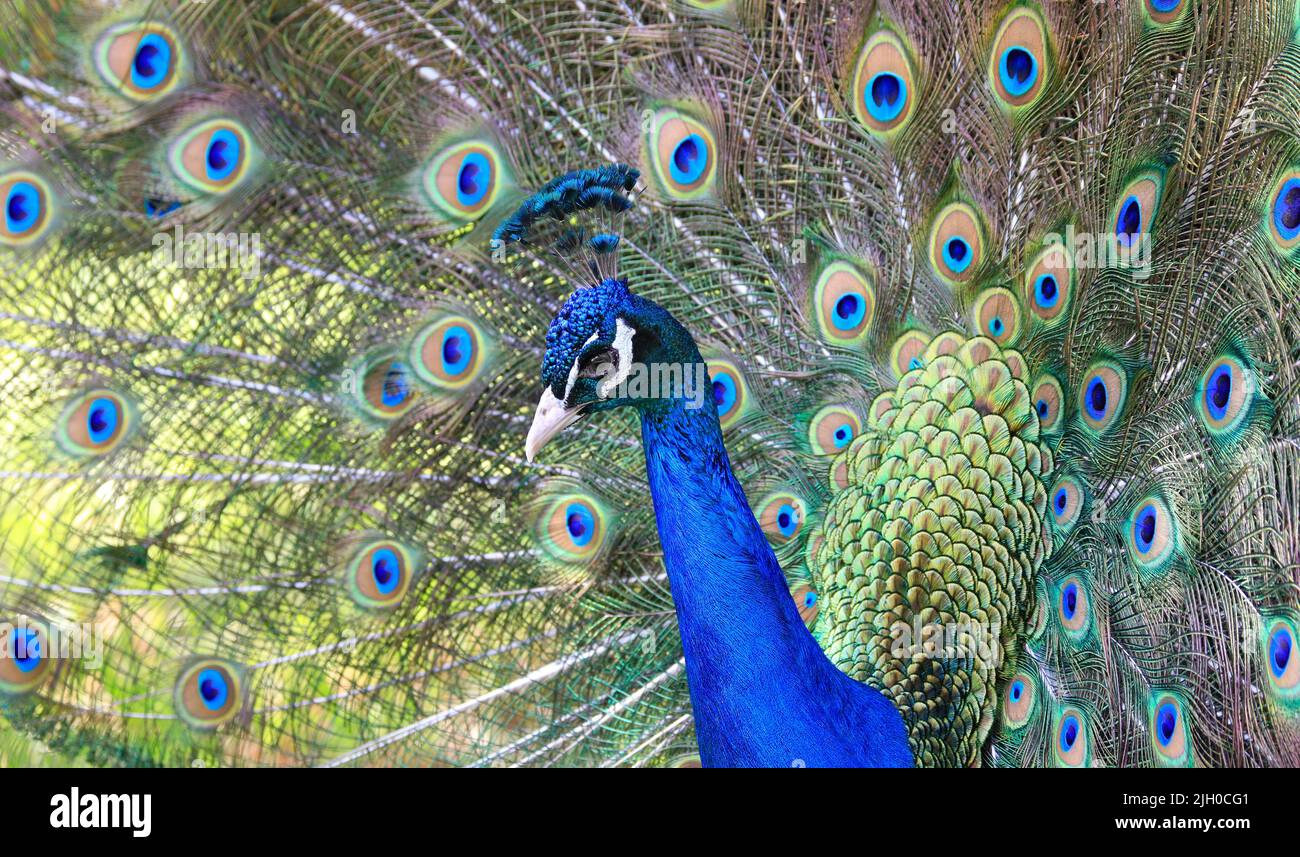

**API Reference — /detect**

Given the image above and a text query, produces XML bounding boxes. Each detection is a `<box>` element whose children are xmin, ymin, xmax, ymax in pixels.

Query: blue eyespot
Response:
<box><xmin>380</xmin><ymin>363</ymin><xmax>410</xmax><ymax>408</ymax></box>
<box><xmin>1132</xmin><ymin>503</ymin><xmax>1157</xmax><ymax>555</ymax></box>
<box><xmin>86</xmin><ymin>396</ymin><xmax>120</xmax><ymax>445</ymax></box>
<box><xmin>832</xmin><ymin>422</ymin><xmax>854</xmax><ymax>449</ymax></box>
<box><xmin>1009</xmin><ymin>679</ymin><xmax>1024</xmax><ymax>702</ymax></box>
<box><xmin>1037</xmin><ymin>399</ymin><xmax>1050</xmax><ymax>419</ymax></box>
<box><xmin>865</xmin><ymin>72</ymin><xmax>907</xmax><ymax>123</ymax></box>
<box><xmin>440</xmin><ymin>326</ymin><xmax>473</xmax><ymax>376</ymax></box>
<box><xmin>1271</xmin><ymin>626</ymin><xmax>1293</xmax><ymax>679</ymax></box>
<box><xmin>712</xmin><ymin>372</ymin><xmax>737</xmax><ymax>414</ymax></box>
<box><xmin>942</xmin><ymin>237</ymin><xmax>972</xmax><ymax>273</ymax></box>
<box><xmin>371</xmin><ymin>548</ymin><xmax>400</xmax><ymax>595</ymax></box>
<box><xmin>1033</xmin><ymin>273</ymin><xmax>1059</xmax><ymax>309</ymax></box>
<box><xmin>5</xmin><ymin>181</ymin><xmax>41</xmax><ymax>234</ymax></box>
<box><xmin>1155</xmin><ymin>701</ymin><xmax>1178</xmax><ymax>747</ymax></box>
<box><xmin>1151</xmin><ymin>0</ymin><xmax>1181</xmax><ymax>10</ymax></box>
<box><xmin>1273</xmin><ymin>178</ymin><xmax>1300</xmax><ymax>242</ymax></box>
<box><xmin>11</xmin><ymin>628</ymin><xmax>41</xmax><ymax>673</ymax></box>
<box><xmin>1116</xmin><ymin>195</ymin><xmax>1142</xmax><ymax>246</ymax></box>
<box><xmin>1059</xmin><ymin>714</ymin><xmax>1080</xmax><ymax>752</ymax></box>
<box><xmin>988</xmin><ymin>316</ymin><xmax>1005</xmax><ymax>337</ymax></box>
<box><xmin>1085</xmin><ymin>376</ymin><xmax>1108</xmax><ymax>422</ymax></box>
<box><xmin>776</xmin><ymin>503</ymin><xmax>800</xmax><ymax>538</ymax></box>
<box><xmin>204</xmin><ymin>129</ymin><xmax>241</xmax><ymax>182</ymax></box>
<box><xmin>197</xmin><ymin>668</ymin><xmax>229</xmax><ymax>711</ymax></box>
<box><xmin>803</xmin><ymin>590</ymin><xmax>818</xmax><ymax>609</ymax></box>
<box><xmin>130</xmin><ymin>33</ymin><xmax>172</xmax><ymax>90</ymax></box>
<box><xmin>1203</xmin><ymin>363</ymin><xmax>1232</xmax><ymax>421</ymax></box>
<box><xmin>999</xmin><ymin>47</ymin><xmax>1038</xmax><ymax>98</ymax></box>
<box><xmin>832</xmin><ymin>293</ymin><xmax>866</xmax><ymax>331</ymax></box>
<box><xmin>456</xmin><ymin>151</ymin><xmax>491</xmax><ymax>208</ymax></box>
<box><xmin>908</xmin><ymin>357</ymin><xmax>925</xmax><ymax>371</ymax></box>
<box><xmin>565</xmin><ymin>503</ymin><xmax>595</xmax><ymax>547</ymax></box>
<box><xmin>1061</xmin><ymin>582</ymin><xmax>1079</xmax><ymax>620</ymax></box>
<box><xmin>669</xmin><ymin>134</ymin><xmax>709</xmax><ymax>186</ymax></box>
<box><xmin>1054</xmin><ymin>487</ymin><xmax>1067</xmax><ymax>514</ymax></box>
<box><xmin>144</xmin><ymin>198</ymin><xmax>181</xmax><ymax>218</ymax></box>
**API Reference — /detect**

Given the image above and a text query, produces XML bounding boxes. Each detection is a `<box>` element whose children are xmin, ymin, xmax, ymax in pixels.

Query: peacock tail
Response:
<box><xmin>0</xmin><ymin>0</ymin><xmax>1297</xmax><ymax>768</ymax></box>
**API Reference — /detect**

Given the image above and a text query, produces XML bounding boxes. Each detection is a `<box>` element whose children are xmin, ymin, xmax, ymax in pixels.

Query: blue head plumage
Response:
<box><xmin>540</xmin><ymin>277</ymin><xmax>633</xmax><ymax>398</ymax></box>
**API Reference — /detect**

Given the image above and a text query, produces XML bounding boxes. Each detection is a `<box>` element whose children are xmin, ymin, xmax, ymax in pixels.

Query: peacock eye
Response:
<box><xmin>1032</xmin><ymin>375</ymin><xmax>1064</xmax><ymax>433</ymax></box>
<box><xmin>1048</xmin><ymin>475</ymin><xmax>1083</xmax><ymax>534</ymax></box>
<box><xmin>808</xmin><ymin>404</ymin><xmax>862</xmax><ymax>455</ymax></box>
<box><xmin>1126</xmin><ymin>496</ymin><xmax>1176</xmax><ymax>571</ymax></box>
<box><xmin>55</xmin><ymin>390</ymin><xmax>136</xmax><ymax>458</ymax></box>
<box><xmin>988</xmin><ymin>7</ymin><xmax>1050</xmax><ymax>109</ymax></box>
<box><xmin>346</xmin><ymin>539</ymin><xmax>420</xmax><ymax>609</ymax></box>
<box><xmin>167</xmin><ymin>118</ymin><xmax>255</xmax><ymax>195</ymax></box>
<box><xmin>1266</xmin><ymin>169</ymin><xmax>1300</xmax><ymax>254</ymax></box>
<box><xmin>536</xmin><ymin>492</ymin><xmax>612</xmax><ymax>565</ymax></box>
<box><xmin>1002</xmin><ymin>671</ymin><xmax>1038</xmax><ymax>729</ymax></box>
<box><xmin>1</xmin><ymin>171</ymin><xmax>54</xmax><ymax>248</ymax></box>
<box><xmin>972</xmin><ymin>287</ymin><xmax>1022</xmax><ymax>346</ymax></box>
<box><xmin>756</xmin><ymin>492</ymin><xmax>807</xmax><ymax>543</ymax></box>
<box><xmin>1144</xmin><ymin>0</ymin><xmax>1189</xmax><ymax>26</ymax></box>
<box><xmin>348</xmin><ymin>355</ymin><xmax>415</xmax><ymax>422</ymax></box>
<box><xmin>422</xmin><ymin>140</ymin><xmax>507</xmax><ymax>220</ymax></box>
<box><xmin>1024</xmin><ymin>243</ymin><xmax>1073</xmax><ymax>325</ymax></box>
<box><xmin>0</xmin><ymin>620</ymin><xmax>55</xmax><ymax>694</ymax></box>
<box><xmin>644</xmin><ymin>107</ymin><xmax>717</xmax><ymax>200</ymax></box>
<box><xmin>1054</xmin><ymin>708</ymin><xmax>1089</xmax><ymax>767</ymax></box>
<box><xmin>928</xmin><ymin>202</ymin><xmax>984</xmax><ymax>285</ymax></box>
<box><xmin>1111</xmin><ymin>170</ymin><xmax>1164</xmax><ymax>253</ymax></box>
<box><xmin>410</xmin><ymin>314</ymin><xmax>490</xmax><ymax>392</ymax></box>
<box><xmin>1057</xmin><ymin>575</ymin><xmax>1089</xmax><ymax>637</ymax></box>
<box><xmin>92</xmin><ymin>21</ymin><xmax>185</xmax><ymax>100</ymax></box>
<box><xmin>851</xmin><ymin>29</ymin><xmax>918</xmax><ymax>136</ymax></box>
<box><xmin>790</xmin><ymin>583</ymin><xmax>819</xmax><ymax>627</ymax></box>
<box><xmin>706</xmin><ymin>358</ymin><xmax>751</xmax><ymax>430</ymax></box>
<box><xmin>1264</xmin><ymin>618</ymin><xmax>1299</xmax><ymax>697</ymax></box>
<box><xmin>1196</xmin><ymin>354</ymin><xmax>1254</xmax><ymax>439</ymax></box>
<box><xmin>889</xmin><ymin>330</ymin><xmax>931</xmax><ymax>380</ymax></box>
<box><xmin>812</xmin><ymin>261</ymin><xmax>875</xmax><ymax>347</ymax></box>
<box><xmin>1079</xmin><ymin>360</ymin><xmax>1127</xmax><ymax>434</ymax></box>
<box><xmin>1149</xmin><ymin>693</ymin><xmax>1191</xmax><ymax>765</ymax></box>
<box><xmin>174</xmin><ymin>659</ymin><xmax>243</xmax><ymax>729</ymax></box>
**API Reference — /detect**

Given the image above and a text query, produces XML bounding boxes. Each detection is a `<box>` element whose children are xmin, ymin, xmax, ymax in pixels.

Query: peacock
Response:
<box><xmin>0</xmin><ymin>0</ymin><xmax>1298</xmax><ymax>768</ymax></box>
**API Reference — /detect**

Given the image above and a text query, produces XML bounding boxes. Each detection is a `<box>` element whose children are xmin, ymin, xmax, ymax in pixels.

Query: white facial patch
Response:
<box><xmin>596</xmin><ymin>318</ymin><xmax>636</xmax><ymax>399</ymax></box>
<box><xmin>562</xmin><ymin>331</ymin><xmax>600</xmax><ymax>402</ymax></box>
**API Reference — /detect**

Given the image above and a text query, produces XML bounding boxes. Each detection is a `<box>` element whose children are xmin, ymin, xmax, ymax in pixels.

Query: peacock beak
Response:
<box><xmin>525</xmin><ymin>388</ymin><xmax>586</xmax><ymax>463</ymax></box>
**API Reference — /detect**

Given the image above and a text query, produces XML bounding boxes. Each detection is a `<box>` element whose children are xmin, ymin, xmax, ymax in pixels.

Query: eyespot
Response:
<box><xmin>808</xmin><ymin>405</ymin><xmax>862</xmax><ymax>456</ymax></box>
<box><xmin>536</xmin><ymin>492</ymin><xmax>611</xmax><ymax>564</ymax></box>
<box><xmin>1057</xmin><ymin>575</ymin><xmax>1090</xmax><ymax>638</ymax></box>
<box><xmin>346</xmin><ymin>539</ymin><xmax>420</xmax><ymax>610</ymax></box>
<box><xmin>1195</xmin><ymin>354</ymin><xmax>1255</xmax><ymax>441</ymax></box>
<box><xmin>1144</xmin><ymin>0</ymin><xmax>1189</xmax><ymax>26</ymax></box>
<box><xmin>756</xmin><ymin>492</ymin><xmax>808</xmax><ymax>543</ymax></box>
<box><xmin>1150</xmin><ymin>693</ymin><xmax>1191</xmax><ymax>765</ymax></box>
<box><xmin>1078</xmin><ymin>360</ymin><xmax>1126</xmax><ymax>434</ymax></box>
<box><xmin>1127</xmin><ymin>496</ymin><xmax>1177</xmax><ymax>571</ymax></box>
<box><xmin>167</xmin><ymin>117</ymin><xmax>255</xmax><ymax>195</ymax></box>
<box><xmin>1263</xmin><ymin>617</ymin><xmax>1299</xmax><ymax>699</ymax></box>
<box><xmin>422</xmin><ymin>140</ymin><xmax>508</xmax><ymax>220</ymax></box>
<box><xmin>92</xmin><ymin>21</ymin><xmax>185</xmax><ymax>100</ymax></box>
<box><xmin>348</xmin><ymin>355</ymin><xmax>416</xmax><ymax>421</ymax></box>
<box><xmin>55</xmin><ymin>390</ymin><xmax>136</xmax><ymax>457</ymax></box>
<box><xmin>1049</xmin><ymin>475</ymin><xmax>1084</xmax><ymax>534</ymax></box>
<box><xmin>790</xmin><ymin>583</ymin><xmax>819</xmax><ymax>627</ymax></box>
<box><xmin>1024</xmin><ymin>243</ymin><xmax>1073</xmax><ymax>325</ymax></box>
<box><xmin>988</xmin><ymin>7</ymin><xmax>1050</xmax><ymax>110</ymax></box>
<box><xmin>1112</xmin><ymin>171</ymin><xmax>1163</xmax><ymax>254</ymax></box>
<box><xmin>1053</xmin><ymin>707</ymin><xmax>1089</xmax><ymax>767</ymax></box>
<box><xmin>890</xmin><ymin>330</ymin><xmax>931</xmax><ymax>380</ymax></box>
<box><xmin>706</xmin><ymin>358</ymin><xmax>752</xmax><ymax>431</ymax></box>
<box><xmin>1002</xmin><ymin>671</ymin><xmax>1038</xmax><ymax>729</ymax></box>
<box><xmin>410</xmin><ymin>315</ymin><xmax>489</xmax><ymax>391</ymax></box>
<box><xmin>851</xmin><ymin>29</ymin><xmax>918</xmax><ymax>137</ymax></box>
<box><xmin>928</xmin><ymin>202</ymin><xmax>984</xmax><ymax>285</ymax></box>
<box><xmin>812</xmin><ymin>261</ymin><xmax>875</xmax><ymax>347</ymax></box>
<box><xmin>971</xmin><ymin>287</ymin><xmax>1022</xmax><ymax>346</ymax></box>
<box><xmin>0</xmin><ymin>619</ymin><xmax>56</xmax><ymax>694</ymax></box>
<box><xmin>1032</xmin><ymin>375</ymin><xmax>1065</xmax><ymax>433</ymax></box>
<box><xmin>1</xmin><ymin>171</ymin><xmax>54</xmax><ymax>248</ymax></box>
<box><xmin>174</xmin><ymin>659</ymin><xmax>244</xmax><ymax>729</ymax></box>
<box><xmin>645</xmin><ymin>107</ymin><xmax>716</xmax><ymax>200</ymax></box>
<box><xmin>1266</xmin><ymin>169</ymin><xmax>1300</xmax><ymax>254</ymax></box>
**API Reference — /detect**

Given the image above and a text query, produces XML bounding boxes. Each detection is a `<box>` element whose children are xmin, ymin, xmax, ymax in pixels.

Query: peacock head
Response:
<box><xmin>526</xmin><ymin>277</ymin><xmax>701</xmax><ymax>461</ymax></box>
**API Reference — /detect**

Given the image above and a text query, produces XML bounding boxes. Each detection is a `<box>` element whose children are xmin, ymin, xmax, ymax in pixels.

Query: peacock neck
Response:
<box><xmin>637</xmin><ymin>367</ymin><xmax>912</xmax><ymax>768</ymax></box>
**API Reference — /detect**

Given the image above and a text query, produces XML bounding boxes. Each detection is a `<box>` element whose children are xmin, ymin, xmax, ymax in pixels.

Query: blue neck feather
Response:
<box><xmin>637</xmin><ymin>353</ymin><xmax>912</xmax><ymax>768</ymax></box>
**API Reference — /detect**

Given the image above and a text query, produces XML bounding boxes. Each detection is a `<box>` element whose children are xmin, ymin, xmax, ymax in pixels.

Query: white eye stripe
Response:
<box><xmin>563</xmin><ymin>331</ymin><xmax>601</xmax><ymax>401</ymax></box>
<box><xmin>597</xmin><ymin>319</ymin><xmax>636</xmax><ymax>398</ymax></box>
